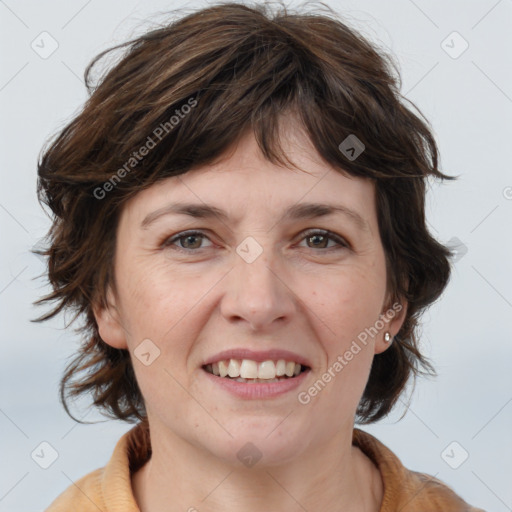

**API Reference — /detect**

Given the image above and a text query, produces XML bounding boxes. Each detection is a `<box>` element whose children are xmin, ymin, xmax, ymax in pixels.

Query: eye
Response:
<box><xmin>162</xmin><ymin>230</ymin><xmax>213</xmax><ymax>252</ymax></box>
<box><xmin>161</xmin><ymin>228</ymin><xmax>349</xmax><ymax>254</ymax></box>
<box><xmin>297</xmin><ymin>229</ymin><xmax>349</xmax><ymax>251</ymax></box>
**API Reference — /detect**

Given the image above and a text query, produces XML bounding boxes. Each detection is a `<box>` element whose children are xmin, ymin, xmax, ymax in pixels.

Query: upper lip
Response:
<box><xmin>202</xmin><ymin>348</ymin><xmax>312</xmax><ymax>368</ymax></box>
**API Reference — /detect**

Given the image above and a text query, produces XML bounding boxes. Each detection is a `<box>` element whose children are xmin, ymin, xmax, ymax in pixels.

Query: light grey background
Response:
<box><xmin>1</xmin><ymin>0</ymin><xmax>511</xmax><ymax>511</ymax></box>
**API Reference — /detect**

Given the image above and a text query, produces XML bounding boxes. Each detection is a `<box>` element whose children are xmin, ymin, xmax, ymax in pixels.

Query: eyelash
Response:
<box><xmin>161</xmin><ymin>229</ymin><xmax>350</xmax><ymax>254</ymax></box>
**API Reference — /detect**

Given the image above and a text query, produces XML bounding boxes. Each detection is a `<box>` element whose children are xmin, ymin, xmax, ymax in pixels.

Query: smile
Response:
<box><xmin>203</xmin><ymin>358</ymin><xmax>309</xmax><ymax>382</ymax></box>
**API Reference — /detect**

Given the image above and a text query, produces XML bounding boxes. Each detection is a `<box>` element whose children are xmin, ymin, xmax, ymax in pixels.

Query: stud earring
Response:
<box><xmin>384</xmin><ymin>332</ymin><xmax>393</xmax><ymax>344</ymax></box>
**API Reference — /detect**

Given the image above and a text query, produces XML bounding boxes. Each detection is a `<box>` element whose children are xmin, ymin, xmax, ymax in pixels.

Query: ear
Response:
<box><xmin>92</xmin><ymin>285</ymin><xmax>128</xmax><ymax>349</ymax></box>
<box><xmin>374</xmin><ymin>296</ymin><xmax>408</xmax><ymax>355</ymax></box>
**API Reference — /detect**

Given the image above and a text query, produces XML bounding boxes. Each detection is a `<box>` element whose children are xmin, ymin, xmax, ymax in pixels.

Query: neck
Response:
<box><xmin>132</xmin><ymin>421</ymin><xmax>383</xmax><ymax>512</ymax></box>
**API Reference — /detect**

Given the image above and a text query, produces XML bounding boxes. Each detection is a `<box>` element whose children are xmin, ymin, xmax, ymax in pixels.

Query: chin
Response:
<box><xmin>209</xmin><ymin>415</ymin><xmax>308</xmax><ymax>468</ymax></box>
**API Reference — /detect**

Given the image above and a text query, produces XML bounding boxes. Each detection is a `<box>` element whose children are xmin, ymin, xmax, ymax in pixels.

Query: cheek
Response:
<box><xmin>114</xmin><ymin>256</ymin><xmax>202</xmax><ymax>338</ymax></box>
<box><xmin>303</xmin><ymin>268</ymin><xmax>383</xmax><ymax>418</ymax></box>
<box><xmin>115</xmin><ymin>259</ymin><xmax>220</xmax><ymax>389</ymax></box>
<box><xmin>311</xmin><ymin>264</ymin><xmax>387</xmax><ymax>343</ymax></box>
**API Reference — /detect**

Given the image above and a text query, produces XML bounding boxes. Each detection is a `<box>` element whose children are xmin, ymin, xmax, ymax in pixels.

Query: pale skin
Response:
<box><xmin>94</xmin><ymin>120</ymin><xmax>408</xmax><ymax>512</ymax></box>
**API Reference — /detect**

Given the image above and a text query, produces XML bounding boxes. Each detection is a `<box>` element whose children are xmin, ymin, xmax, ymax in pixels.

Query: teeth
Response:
<box><xmin>218</xmin><ymin>360</ymin><xmax>229</xmax><ymax>377</ymax></box>
<box><xmin>276</xmin><ymin>359</ymin><xmax>286</xmax><ymax>376</ymax></box>
<box><xmin>234</xmin><ymin>377</ymin><xmax>284</xmax><ymax>383</ymax></box>
<box><xmin>258</xmin><ymin>360</ymin><xmax>276</xmax><ymax>379</ymax></box>
<box><xmin>227</xmin><ymin>359</ymin><xmax>240</xmax><ymax>378</ymax></box>
<box><xmin>205</xmin><ymin>359</ymin><xmax>304</xmax><ymax>380</ymax></box>
<box><xmin>240</xmin><ymin>359</ymin><xmax>258</xmax><ymax>379</ymax></box>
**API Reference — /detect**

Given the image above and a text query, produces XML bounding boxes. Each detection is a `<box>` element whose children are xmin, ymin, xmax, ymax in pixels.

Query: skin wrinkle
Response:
<box><xmin>94</xmin><ymin>123</ymin><xmax>405</xmax><ymax>512</ymax></box>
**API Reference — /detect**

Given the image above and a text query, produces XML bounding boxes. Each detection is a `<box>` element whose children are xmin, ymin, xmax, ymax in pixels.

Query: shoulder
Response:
<box><xmin>45</xmin><ymin>468</ymin><xmax>105</xmax><ymax>511</ymax></box>
<box><xmin>45</xmin><ymin>421</ymin><xmax>148</xmax><ymax>511</ymax></box>
<box><xmin>402</xmin><ymin>469</ymin><xmax>487</xmax><ymax>511</ymax></box>
<box><xmin>352</xmin><ymin>428</ymin><xmax>487</xmax><ymax>512</ymax></box>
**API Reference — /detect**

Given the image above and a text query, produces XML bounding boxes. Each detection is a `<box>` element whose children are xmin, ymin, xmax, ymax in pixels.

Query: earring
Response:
<box><xmin>384</xmin><ymin>332</ymin><xmax>393</xmax><ymax>344</ymax></box>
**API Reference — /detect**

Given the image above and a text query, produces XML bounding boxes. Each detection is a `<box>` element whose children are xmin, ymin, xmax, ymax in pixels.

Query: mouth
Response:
<box><xmin>202</xmin><ymin>359</ymin><xmax>310</xmax><ymax>383</ymax></box>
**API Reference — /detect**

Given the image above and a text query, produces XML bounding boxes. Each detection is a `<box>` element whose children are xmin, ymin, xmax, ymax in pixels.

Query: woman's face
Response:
<box><xmin>95</xmin><ymin>123</ymin><xmax>406</xmax><ymax>466</ymax></box>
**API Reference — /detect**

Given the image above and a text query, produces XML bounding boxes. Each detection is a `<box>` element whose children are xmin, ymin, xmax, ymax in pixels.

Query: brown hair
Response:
<box><xmin>34</xmin><ymin>1</ymin><xmax>454</xmax><ymax>424</ymax></box>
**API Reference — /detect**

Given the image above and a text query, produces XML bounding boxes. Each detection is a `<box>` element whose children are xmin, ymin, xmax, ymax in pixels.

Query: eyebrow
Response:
<box><xmin>141</xmin><ymin>201</ymin><xmax>369</xmax><ymax>232</ymax></box>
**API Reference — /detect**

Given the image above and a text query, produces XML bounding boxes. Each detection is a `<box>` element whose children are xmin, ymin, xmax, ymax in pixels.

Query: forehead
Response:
<box><xmin>119</xmin><ymin>125</ymin><xmax>377</xmax><ymax>230</ymax></box>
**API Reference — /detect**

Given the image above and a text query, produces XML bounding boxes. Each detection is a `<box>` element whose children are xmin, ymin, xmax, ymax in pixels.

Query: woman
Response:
<box><xmin>35</xmin><ymin>2</ymin><xmax>486</xmax><ymax>511</ymax></box>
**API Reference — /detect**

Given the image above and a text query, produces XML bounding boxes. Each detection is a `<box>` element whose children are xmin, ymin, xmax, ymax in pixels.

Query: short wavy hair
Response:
<box><xmin>34</xmin><ymin>1</ymin><xmax>454</xmax><ymax>425</ymax></box>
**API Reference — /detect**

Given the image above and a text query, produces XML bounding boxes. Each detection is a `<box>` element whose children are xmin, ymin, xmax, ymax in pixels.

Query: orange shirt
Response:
<box><xmin>45</xmin><ymin>421</ymin><xmax>486</xmax><ymax>511</ymax></box>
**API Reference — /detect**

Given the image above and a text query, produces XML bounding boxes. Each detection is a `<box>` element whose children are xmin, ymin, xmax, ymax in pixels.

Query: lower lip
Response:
<box><xmin>201</xmin><ymin>368</ymin><xmax>310</xmax><ymax>399</ymax></box>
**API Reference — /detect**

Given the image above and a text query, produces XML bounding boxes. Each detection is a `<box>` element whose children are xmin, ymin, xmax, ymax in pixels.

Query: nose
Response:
<box><xmin>220</xmin><ymin>247</ymin><xmax>297</xmax><ymax>331</ymax></box>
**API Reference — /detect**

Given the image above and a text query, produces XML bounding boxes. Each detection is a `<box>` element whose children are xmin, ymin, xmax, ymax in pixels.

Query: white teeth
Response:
<box><xmin>206</xmin><ymin>359</ymin><xmax>304</xmax><ymax>380</ymax></box>
<box><xmin>275</xmin><ymin>359</ymin><xmax>286</xmax><ymax>376</ymax></box>
<box><xmin>218</xmin><ymin>360</ymin><xmax>229</xmax><ymax>377</ymax></box>
<box><xmin>285</xmin><ymin>361</ymin><xmax>295</xmax><ymax>377</ymax></box>
<box><xmin>240</xmin><ymin>359</ymin><xmax>258</xmax><ymax>379</ymax></box>
<box><xmin>258</xmin><ymin>360</ymin><xmax>276</xmax><ymax>379</ymax></box>
<box><xmin>227</xmin><ymin>359</ymin><xmax>240</xmax><ymax>378</ymax></box>
<box><xmin>235</xmin><ymin>377</ymin><xmax>283</xmax><ymax>383</ymax></box>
